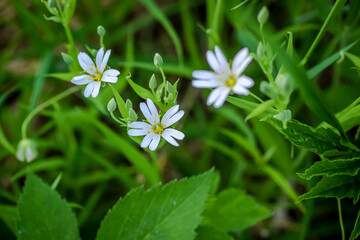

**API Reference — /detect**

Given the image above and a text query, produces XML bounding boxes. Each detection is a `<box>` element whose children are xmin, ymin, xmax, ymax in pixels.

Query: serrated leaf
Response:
<box><xmin>298</xmin><ymin>158</ymin><xmax>360</xmax><ymax>180</ymax></box>
<box><xmin>267</xmin><ymin>118</ymin><xmax>356</xmax><ymax>156</ymax></box>
<box><xmin>297</xmin><ymin>175</ymin><xmax>360</xmax><ymax>204</ymax></box>
<box><xmin>195</xmin><ymin>226</ymin><xmax>233</xmax><ymax>240</ymax></box>
<box><xmin>201</xmin><ymin>189</ymin><xmax>272</xmax><ymax>232</ymax></box>
<box><xmin>17</xmin><ymin>172</ymin><xmax>80</xmax><ymax>240</ymax></box>
<box><xmin>96</xmin><ymin>169</ymin><xmax>215</xmax><ymax>240</ymax></box>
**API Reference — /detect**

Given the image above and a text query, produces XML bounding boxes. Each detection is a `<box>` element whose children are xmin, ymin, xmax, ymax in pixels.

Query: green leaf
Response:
<box><xmin>298</xmin><ymin>158</ymin><xmax>360</xmax><ymax>180</ymax></box>
<box><xmin>267</xmin><ymin>118</ymin><xmax>356</xmax><ymax>156</ymax></box>
<box><xmin>0</xmin><ymin>204</ymin><xmax>18</xmax><ymax>236</ymax></box>
<box><xmin>96</xmin><ymin>169</ymin><xmax>215</xmax><ymax>240</ymax></box>
<box><xmin>63</xmin><ymin>0</ymin><xmax>76</xmax><ymax>23</ymax></box>
<box><xmin>350</xmin><ymin>208</ymin><xmax>360</xmax><ymax>240</ymax></box>
<box><xmin>245</xmin><ymin>99</ymin><xmax>275</xmax><ymax>122</ymax></box>
<box><xmin>17</xmin><ymin>172</ymin><xmax>80</xmax><ymax>240</ymax></box>
<box><xmin>201</xmin><ymin>189</ymin><xmax>272</xmax><ymax>232</ymax></box>
<box><xmin>227</xmin><ymin>96</ymin><xmax>277</xmax><ymax>115</ymax></box>
<box><xmin>297</xmin><ymin>175</ymin><xmax>360</xmax><ymax>203</ymax></box>
<box><xmin>45</xmin><ymin>72</ymin><xmax>77</xmax><ymax>81</ymax></box>
<box><xmin>109</xmin><ymin>84</ymin><xmax>129</xmax><ymax>119</ymax></box>
<box><xmin>195</xmin><ymin>226</ymin><xmax>233</xmax><ymax>240</ymax></box>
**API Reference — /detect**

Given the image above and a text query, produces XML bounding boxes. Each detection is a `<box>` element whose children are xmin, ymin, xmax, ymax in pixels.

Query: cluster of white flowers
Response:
<box><xmin>69</xmin><ymin>46</ymin><xmax>254</xmax><ymax>151</ymax></box>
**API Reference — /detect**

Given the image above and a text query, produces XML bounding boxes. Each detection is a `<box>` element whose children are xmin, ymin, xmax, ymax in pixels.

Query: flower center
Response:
<box><xmin>225</xmin><ymin>75</ymin><xmax>236</xmax><ymax>88</ymax></box>
<box><xmin>153</xmin><ymin>124</ymin><xmax>164</xmax><ymax>134</ymax></box>
<box><xmin>93</xmin><ymin>72</ymin><xmax>102</xmax><ymax>81</ymax></box>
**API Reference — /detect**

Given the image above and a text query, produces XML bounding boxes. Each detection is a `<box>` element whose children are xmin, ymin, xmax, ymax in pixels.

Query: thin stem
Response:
<box><xmin>100</xmin><ymin>36</ymin><xmax>104</xmax><ymax>49</ymax></box>
<box><xmin>159</xmin><ymin>67</ymin><xmax>167</xmax><ymax>100</ymax></box>
<box><xmin>337</xmin><ymin>198</ymin><xmax>345</xmax><ymax>240</ymax></box>
<box><xmin>21</xmin><ymin>86</ymin><xmax>80</xmax><ymax>139</ymax></box>
<box><xmin>249</xmin><ymin>92</ymin><xmax>263</xmax><ymax>103</ymax></box>
<box><xmin>110</xmin><ymin>112</ymin><xmax>127</xmax><ymax>127</ymax></box>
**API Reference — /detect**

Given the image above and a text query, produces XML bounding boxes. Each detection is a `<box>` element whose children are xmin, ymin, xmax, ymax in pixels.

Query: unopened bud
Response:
<box><xmin>154</xmin><ymin>53</ymin><xmax>163</xmax><ymax>68</ymax></box>
<box><xmin>125</xmin><ymin>99</ymin><xmax>133</xmax><ymax>111</ymax></box>
<box><xmin>16</xmin><ymin>139</ymin><xmax>38</xmax><ymax>163</ymax></box>
<box><xmin>257</xmin><ymin>6</ymin><xmax>269</xmax><ymax>26</ymax></box>
<box><xmin>97</xmin><ymin>25</ymin><xmax>106</xmax><ymax>36</ymax></box>
<box><xmin>149</xmin><ymin>74</ymin><xmax>157</xmax><ymax>90</ymax></box>
<box><xmin>61</xmin><ymin>52</ymin><xmax>73</xmax><ymax>65</ymax></box>
<box><xmin>48</xmin><ymin>0</ymin><xmax>56</xmax><ymax>8</ymax></box>
<box><xmin>107</xmin><ymin>98</ymin><xmax>116</xmax><ymax>113</ymax></box>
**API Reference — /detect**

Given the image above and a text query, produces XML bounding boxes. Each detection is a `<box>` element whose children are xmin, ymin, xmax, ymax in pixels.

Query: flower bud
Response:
<box><xmin>154</xmin><ymin>53</ymin><xmax>163</xmax><ymax>68</ymax></box>
<box><xmin>48</xmin><ymin>0</ymin><xmax>56</xmax><ymax>8</ymax></box>
<box><xmin>257</xmin><ymin>6</ymin><xmax>269</xmax><ymax>26</ymax></box>
<box><xmin>129</xmin><ymin>109</ymin><xmax>138</xmax><ymax>122</ymax></box>
<box><xmin>125</xmin><ymin>99</ymin><xmax>133</xmax><ymax>111</ymax></box>
<box><xmin>61</xmin><ymin>52</ymin><xmax>73</xmax><ymax>65</ymax></box>
<box><xmin>107</xmin><ymin>98</ymin><xmax>117</xmax><ymax>113</ymax></box>
<box><xmin>16</xmin><ymin>139</ymin><xmax>38</xmax><ymax>163</ymax></box>
<box><xmin>97</xmin><ymin>25</ymin><xmax>106</xmax><ymax>37</ymax></box>
<box><xmin>149</xmin><ymin>74</ymin><xmax>157</xmax><ymax>90</ymax></box>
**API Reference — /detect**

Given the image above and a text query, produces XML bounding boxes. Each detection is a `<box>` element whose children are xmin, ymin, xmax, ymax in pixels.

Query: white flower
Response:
<box><xmin>192</xmin><ymin>46</ymin><xmax>254</xmax><ymax>108</ymax></box>
<box><xmin>128</xmin><ymin>98</ymin><xmax>185</xmax><ymax>151</ymax></box>
<box><xmin>71</xmin><ymin>47</ymin><xmax>120</xmax><ymax>98</ymax></box>
<box><xmin>16</xmin><ymin>139</ymin><xmax>38</xmax><ymax>163</ymax></box>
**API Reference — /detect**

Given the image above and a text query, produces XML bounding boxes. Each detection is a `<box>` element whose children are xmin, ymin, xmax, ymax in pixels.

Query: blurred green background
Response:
<box><xmin>1</xmin><ymin>0</ymin><xmax>360</xmax><ymax>239</ymax></box>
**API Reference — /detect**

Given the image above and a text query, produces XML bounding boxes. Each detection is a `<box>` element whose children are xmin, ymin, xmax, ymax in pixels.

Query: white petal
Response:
<box><xmin>162</xmin><ymin>110</ymin><xmax>184</xmax><ymax>127</ymax></box>
<box><xmin>237</xmin><ymin>76</ymin><xmax>254</xmax><ymax>88</ymax></box>
<box><xmin>233</xmin><ymin>56</ymin><xmax>252</xmax><ymax>77</ymax></box>
<box><xmin>161</xmin><ymin>132</ymin><xmax>179</xmax><ymax>146</ymax></box>
<box><xmin>78</xmin><ymin>52</ymin><xmax>96</xmax><ymax>75</ymax></box>
<box><xmin>128</xmin><ymin>122</ymin><xmax>152</xmax><ymax>129</ymax></box>
<box><xmin>100</xmin><ymin>50</ymin><xmax>111</xmax><ymax>71</ymax></box>
<box><xmin>84</xmin><ymin>81</ymin><xmax>96</xmax><ymax>98</ymax></box>
<box><xmin>232</xmin><ymin>85</ymin><xmax>249</xmax><ymax>95</ymax></box>
<box><xmin>214</xmin><ymin>46</ymin><xmax>230</xmax><ymax>71</ymax></box>
<box><xmin>96</xmin><ymin>48</ymin><xmax>104</xmax><ymax>69</ymax></box>
<box><xmin>232</xmin><ymin>48</ymin><xmax>249</xmax><ymax>71</ymax></box>
<box><xmin>161</xmin><ymin>105</ymin><xmax>179</xmax><ymax>124</ymax></box>
<box><xmin>141</xmin><ymin>133</ymin><xmax>155</xmax><ymax>148</ymax></box>
<box><xmin>103</xmin><ymin>69</ymin><xmax>120</xmax><ymax>77</ymax></box>
<box><xmin>206</xmin><ymin>50</ymin><xmax>221</xmax><ymax>73</ymax></box>
<box><xmin>146</xmin><ymin>98</ymin><xmax>159</xmax><ymax>123</ymax></box>
<box><xmin>140</xmin><ymin>102</ymin><xmax>153</xmax><ymax>122</ymax></box>
<box><xmin>91</xmin><ymin>81</ymin><xmax>101</xmax><ymax>98</ymax></box>
<box><xmin>101</xmin><ymin>75</ymin><xmax>118</xmax><ymax>83</ymax></box>
<box><xmin>128</xmin><ymin>129</ymin><xmax>148</xmax><ymax>136</ymax></box>
<box><xmin>149</xmin><ymin>134</ymin><xmax>161</xmax><ymax>151</ymax></box>
<box><xmin>207</xmin><ymin>87</ymin><xmax>223</xmax><ymax>106</ymax></box>
<box><xmin>71</xmin><ymin>75</ymin><xmax>92</xmax><ymax>85</ymax></box>
<box><xmin>163</xmin><ymin>128</ymin><xmax>185</xmax><ymax>140</ymax></box>
<box><xmin>213</xmin><ymin>88</ymin><xmax>231</xmax><ymax>108</ymax></box>
<box><xmin>192</xmin><ymin>80</ymin><xmax>218</xmax><ymax>88</ymax></box>
<box><xmin>192</xmin><ymin>70</ymin><xmax>215</xmax><ymax>79</ymax></box>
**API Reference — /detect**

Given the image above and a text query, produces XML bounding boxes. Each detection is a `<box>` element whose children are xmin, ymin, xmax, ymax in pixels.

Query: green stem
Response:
<box><xmin>159</xmin><ymin>67</ymin><xmax>167</xmax><ymax>101</ymax></box>
<box><xmin>301</xmin><ymin>0</ymin><xmax>347</xmax><ymax>65</ymax></box>
<box><xmin>337</xmin><ymin>198</ymin><xmax>345</xmax><ymax>240</ymax></box>
<box><xmin>249</xmin><ymin>92</ymin><xmax>263</xmax><ymax>103</ymax></box>
<box><xmin>110</xmin><ymin>112</ymin><xmax>127</xmax><ymax>127</ymax></box>
<box><xmin>21</xmin><ymin>86</ymin><xmax>80</xmax><ymax>139</ymax></box>
<box><xmin>100</xmin><ymin>35</ymin><xmax>105</xmax><ymax>49</ymax></box>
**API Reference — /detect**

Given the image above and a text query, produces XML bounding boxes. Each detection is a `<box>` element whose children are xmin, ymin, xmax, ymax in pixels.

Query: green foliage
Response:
<box><xmin>17</xmin><ymin>172</ymin><xmax>80</xmax><ymax>240</ymax></box>
<box><xmin>201</xmin><ymin>189</ymin><xmax>272</xmax><ymax>232</ymax></box>
<box><xmin>195</xmin><ymin>226</ymin><xmax>233</xmax><ymax>240</ymax></box>
<box><xmin>96</xmin><ymin>169</ymin><xmax>215</xmax><ymax>240</ymax></box>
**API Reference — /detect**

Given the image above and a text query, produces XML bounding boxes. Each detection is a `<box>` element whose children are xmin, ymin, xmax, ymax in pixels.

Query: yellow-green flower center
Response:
<box><xmin>93</xmin><ymin>72</ymin><xmax>102</xmax><ymax>81</ymax></box>
<box><xmin>225</xmin><ymin>76</ymin><xmax>236</xmax><ymax>87</ymax></box>
<box><xmin>153</xmin><ymin>124</ymin><xmax>164</xmax><ymax>134</ymax></box>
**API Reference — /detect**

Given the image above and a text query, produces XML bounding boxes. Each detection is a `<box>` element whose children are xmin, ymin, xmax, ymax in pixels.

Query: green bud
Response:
<box><xmin>61</xmin><ymin>52</ymin><xmax>73</xmax><ymax>65</ymax></box>
<box><xmin>149</xmin><ymin>74</ymin><xmax>157</xmax><ymax>90</ymax></box>
<box><xmin>16</xmin><ymin>139</ymin><xmax>38</xmax><ymax>163</ymax></box>
<box><xmin>273</xmin><ymin>110</ymin><xmax>292</xmax><ymax>129</ymax></box>
<box><xmin>154</xmin><ymin>53</ymin><xmax>163</xmax><ymax>68</ymax></box>
<box><xmin>257</xmin><ymin>42</ymin><xmax>265</xmax><ymax>59</ymax></box>
<box><xmin>167</xmin><ymin>81</ymin><xmax>175</xmax><ymax>94</ymax></box>
<box><xmin>156</xmin><ymin>84</ymin><xmax>164</xmax><ymax>101</ymax></box>
<box><xmin>257</xmin><ymin>6</ymin><xmax>269</xmax><ymax>26</ymax></box>
<box><xmin>97</xmin><ymin>25</ymin><xmax>106</xmax><ymax>36</ymax></box>
<box><xmin>125</xmin><ymin>99</ymin><xmax>133</xmax><ymax>111</ymax></box>
<box><xmin>129</xmin><ymin>109</ymin><xmax>138</xmax><ymax>122</ymax></box>
<box><xmin>48</xmin><ymin>0</ymin><xmax>56</xmax><ymax>8</ymax></box>
<box><xmin>107</xmin><ymin>98</ymin><xmax>117</xmax><ymax>113</ymax></box>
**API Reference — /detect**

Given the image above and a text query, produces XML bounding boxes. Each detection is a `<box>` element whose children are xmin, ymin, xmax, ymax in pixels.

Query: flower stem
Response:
<box><xmin>249</xmin><ymin>92</ymin><xmax>263</xmax><ymax>103</ymax></box>
<box><xmin>159</xmin><ymin>67</ymin><xmax>167</xmax><ymax>101</ymax></box>
<box><xmin>21</xmin><ymin>86</ymin><xmax>80</xmax><ymax>139</ymax></box>
<box><xmin>110</xmin><ymin>112</ymin><xmax>127</xmax><ymax>127</ymax></box>
<box><xmin>337</xmin><ymin>198</ymin><xmax>345</xmax><ymax>240</ymax></box>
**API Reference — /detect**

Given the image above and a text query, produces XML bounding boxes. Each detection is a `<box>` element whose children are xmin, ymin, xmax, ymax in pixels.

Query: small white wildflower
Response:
<box><xmin>192</xmin><ymin>46</ymin><xmax>254</xmax><ymax>108</ymax></box>
<box><xmin>128</xmin><ymin>98</ymin><xmax>185</xmax><ymax>151</ymax></box>
<box><xmin>16</xmin><ymin>139</ymin><xmax>38</xmax><ymax>163</ymax></box>
<box><xmin>71</xmin><ymin>47</ymin><xmax>120</xmax><ymax>98</ymax></box>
